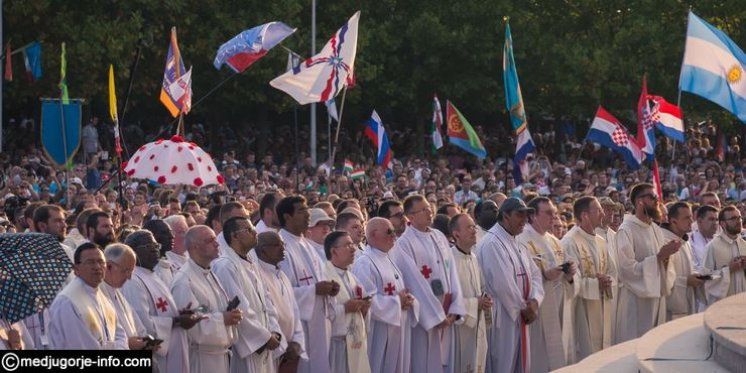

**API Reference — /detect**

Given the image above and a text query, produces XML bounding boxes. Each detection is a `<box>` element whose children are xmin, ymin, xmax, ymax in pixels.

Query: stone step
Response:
<box><xmin>704</xmin><ymin>292</ymin><xmax>746</xmax><ymax>373</ymax></box>
<box><xmin>636</xmin><ymin>313</ymin><xmax>728</xmax><ymax>373</ymax></box>
<box><xmin>553</xmin><ymin>339</ymin><xmax>638</xmax><ymax>372</ymax></box>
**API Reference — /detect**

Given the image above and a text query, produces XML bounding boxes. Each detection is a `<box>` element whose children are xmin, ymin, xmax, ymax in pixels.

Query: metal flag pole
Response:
<box><xmin>329</xmin><ymin>86</ymin><xmax>349</xmax><ymax>172</ymax></box>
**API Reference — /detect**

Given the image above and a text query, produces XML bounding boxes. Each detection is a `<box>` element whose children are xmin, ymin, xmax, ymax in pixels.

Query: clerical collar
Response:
<box><xmin>661</xmin><ymin>224</ymin><xmax>688</xmax><ymax>241</ymax></box>
<box><xmin>333</xmin><ymin>264</ymin><xmax>348</xmax><ymax>272</ymax></box>
<box><xmin>411</xmin><ymin>225</ymin><xmax>431</xmax><ymax>234</ymax></box>
<box><xmin>454</xmin><ymin>244</ymin><xmax>471</xmax><ymax>256</ymax></box>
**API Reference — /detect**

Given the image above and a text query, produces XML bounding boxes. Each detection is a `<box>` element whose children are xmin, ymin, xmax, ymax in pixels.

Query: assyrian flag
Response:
<box><xmin>270</xmin><ymin>12</ymin><xmax>359</xmax><ymax>105</ymax></box>
<box><xmin>679</xmin><ymin>11</ymin><xmax>746</xmax><ymax>123</ymax></box>
<box><xmin>214</xmin><ymin>22</ymin><xmax>296</xmax><ymax>73</ymax></box>
<box><xmin>160</xmin><ymin>27</ymin><xmax>192</xmax><ymax>117</ymax></box>
<box><xmin>649</xmin><ymin>95</ymin><xmax>684</xmax><ymax>142</ymax></box>
<box><xmin>586</xmin><ymin>106</ymin><xmax>645</xmax><ymax>170</ymax></box>
<box><xmin>636</xmin><ymin>76</ymin><xmax>655</xmax><ymax>160</ymax></box>
<box><xmin>431</xmin><ymin>94</ymin><xmax>444</xmax><ymax>150</ymax></box>
<box><xmin>363</xmin><ymin>110</ymin><xmax>393</xmax><ymax>168</ymax></box>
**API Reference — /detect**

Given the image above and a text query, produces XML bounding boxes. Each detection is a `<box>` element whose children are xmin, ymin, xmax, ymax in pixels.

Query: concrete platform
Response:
<box><xmin>553</xmin><ymin>339</ymin><xmax>638</xmax><ymax>373</ymax></box>
<box><xmin>704</xmin><ymin>293</ymin><xmax>746</xmax><ymax>373</ymax></box>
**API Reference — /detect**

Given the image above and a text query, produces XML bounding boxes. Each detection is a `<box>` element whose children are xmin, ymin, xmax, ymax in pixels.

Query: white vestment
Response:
<box><xmin>395</xmin><ymin>226</ymin><xmax>466</xmax><ymax>373</ymax></box>
<box><xmin>278</xmin><ymin>229</ymin><xmax>334</xmax><ymax>373</ymax></box>
<box><xmin>48</xmin><ymin>277</ymin><xmax>127</xmax><ymax>349</ymax></box>
<box><xmin>689</xmin><ymin>230</ymin><xmax>713</xmax><ymax>272</ymax></box>
<box><xmin>172</xmin><ymin>259</ymin><xmax>236</xmax><ymax>373</ymax></box>
<box><xmin>661</xmin><ymin>228</ymin><xmax>701</xmax><ymax>319</ymax></box>
<box><xmin>325</xmin><ymin>262</ymin><xmax>372</xmax><ymax>373</ymax></box>
<box><xmin>309</xmin><ymin>239</ymin><xmax>327</xmax><ymax>263</ymax></box>
<box><xmin>121</xmin><ymin>266</ymin><xmax>189</xmax><ymax>373</ymax></box>
<box><xmin>101</xmin><ymin>282</ymin><xmax>146</xmax><ymax>338</ymax></box>
<box><xmin>614</xmin><ymin>214</ymin><xmax>676</xmax><ymax>344</ymax></box>
<box><xmin>451</xmin><ymin>245</ymin><xmax>488</xmax><ymax>373</ymax></box>
<box><xmin>594</xmin><ymin>226</ymin><xmax>620</xmax><ymax>341</ymax></box>
<box><xmin>24</xmin><ymin>309</ymin><xmax>51</xmax><ymax>350</ymax></box>
<box><xmin>518</xmin><ymin>224</ymin><xmax>579</xmax><ymax>371</ymax></box>
<box><xmin>155</xmin><ymin>258</ymin><xmax>177</xmax><ymax>286</ymax></box>
<box><xmin>703</xmin><ymin>232</ymin><xmax>746</xmax><ymax>303</ymax></box>
<box><xmin>351</xmin><ymin>245</ymin><xmax>419</xmax><ymax>373</ymax></box>
<box><xmin>213</xmin><ymin>247</ymin><xmax>284</xmax><ymax>373</ymax></box>
<box><xmin>562</xmin><ymin>226</ymin><xmax>616</xmax><ymax>360</ymax></box>
<box><xmin>475</xmin><ymin>223</ymin><xmax>544</xmax><ymax>373</ymax></box>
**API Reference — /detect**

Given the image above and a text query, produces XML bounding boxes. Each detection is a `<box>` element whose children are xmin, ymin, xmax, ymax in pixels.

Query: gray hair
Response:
<box><xmin>184</xmin><ymin>225</ymin><xmax>212</xmax><ymax>251</ymax></box>
<box><xmin>164</xmin><ymin>214</ymin><xmax>187</xmax><ymax>229</ymax></box>
<box><xmin>104</xmin><ymin>243</ymin><xmax>136</xmax><ymax>264</ymax></box>
<box><xmin>124</xmin><ymin>230</ymin><xmax>155</xmax><ymax>249</ymax></box>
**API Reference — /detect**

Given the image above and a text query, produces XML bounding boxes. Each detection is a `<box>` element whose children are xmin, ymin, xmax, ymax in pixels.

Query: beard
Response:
<box><xmin>93</xmin><ymin>232</ymin><xmax>114</xmax><ymax>248</ymax></box>
<box><xmin>644</xmin><ymin>205</ymin><xmax>661</xmax><ymax>221</ymax></box>
<box><xmin>726</xmin><ymin>224</ymin><xmax>742</xmax><ymax>236</ymax></box>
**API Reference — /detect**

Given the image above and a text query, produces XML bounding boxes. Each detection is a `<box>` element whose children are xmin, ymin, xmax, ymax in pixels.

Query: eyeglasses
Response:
<box><xmin>409</xmin><ymin>208</ymin><xmax>431</xmax><ymax>215</ymax></box>
<box><xmin>384</xmin><ymin>228</ymin><xmax>396</xmax><ymax>236</ymax></box>
<box><xmin>722</xmin><ymin>216</ymin><xmax>742</xmax><ymax>222</ymax></box>
<box><xmin>638</xmin><ymin>193</ymin><xmax>658</xmax><ymax>201</ymax></box>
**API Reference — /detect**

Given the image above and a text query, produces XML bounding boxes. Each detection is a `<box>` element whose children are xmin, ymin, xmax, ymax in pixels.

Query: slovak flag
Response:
<box><xmin>586</xmin><ymin>106</ymin><xmax>645</xmax><ymax>170</ymax></box>
<box><xmin>363</xmin><ymin>110</ymin><xmax>393</xmax><ymax>168</ymax></box>
<box><xmin>649</xmin><ymin>95</ymin><xmax>685</xmax><ymax>142</ymax></box>
<box><xmin>270</xmin><ymin>11</ymin><xmax>359</xmax><ymax>105</ymax></box>
<box><xmin>213</xmin><ymin>22</ymin><xmax>296</xmax><ymax>73</ymax></box>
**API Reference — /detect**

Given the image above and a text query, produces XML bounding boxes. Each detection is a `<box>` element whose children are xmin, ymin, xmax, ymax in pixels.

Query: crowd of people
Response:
<box><xmin>0</xmin><ymin>113</ymin><xmax>745</xmax><ymax>373</ymax></box>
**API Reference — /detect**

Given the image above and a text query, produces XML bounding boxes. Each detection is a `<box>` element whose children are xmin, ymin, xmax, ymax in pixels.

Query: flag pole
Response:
<box><xmin>329</xmin><ymin>86</ymin><xmax>349</xmax><ymax>171</ymax></box>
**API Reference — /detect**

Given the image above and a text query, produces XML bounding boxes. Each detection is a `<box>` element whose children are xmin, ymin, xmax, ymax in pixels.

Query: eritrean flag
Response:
<box><xmin>446</xmin><ymin>101</ymin><xmax>486</xmax><ymax>158</ymax></box>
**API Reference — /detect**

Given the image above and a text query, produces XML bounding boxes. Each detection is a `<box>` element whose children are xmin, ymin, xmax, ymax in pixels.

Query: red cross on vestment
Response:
<box><xmin>298</xmin><ymin>270</ymin><xmax>314</xmax><ymax>285</ymax></box>
<box><xmin>156</xmin><ymin>297</ymin><xmax>169</xmax><ymax>313</ymax></box>
<box><xmin>421</xmin><ymin>265</ymin><xmax>433</xmax><ymax>279</ymax></box>
<box><xmin>384</xmin><ymin>282</ymin><xmax>396</xmax><ymax>296</ymax></box>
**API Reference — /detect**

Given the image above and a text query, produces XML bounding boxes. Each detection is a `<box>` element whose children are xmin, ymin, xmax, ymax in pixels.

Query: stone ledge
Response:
<box><xmin>704</xmin><ymin>293</ymin><xmax>746</xmax><ymax>373</ymax></box>
<box><xmin>552</xmin><ymin>339</ymin><xmax>638</xmax><ymax>372</ymax></box>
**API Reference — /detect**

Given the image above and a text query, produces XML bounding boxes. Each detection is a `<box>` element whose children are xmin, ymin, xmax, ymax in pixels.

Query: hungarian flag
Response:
<box><xmin>431</xmin><ymin>94</ymin><xmax>444</xmax><ymax>151</ymax></box>
<box><xmin>446</xmin><ymin>101</ymin><xmax>486</xmax><ymax>158</ymax></box>
<box><xmin>343</xmin><ymin>159</ymin><xmax>354</xmax><ymax>174</ymax></box>
<box><xmin>160</xmin><ymin>27</ymin><xmax>192</xmax><ymax>117</ymax></box>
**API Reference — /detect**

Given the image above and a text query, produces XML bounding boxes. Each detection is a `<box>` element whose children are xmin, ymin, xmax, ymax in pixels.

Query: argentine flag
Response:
<box><xmin>679</xmin><ymin>11</ymin><xmax>746</xmax><ymax>122</ymax></box>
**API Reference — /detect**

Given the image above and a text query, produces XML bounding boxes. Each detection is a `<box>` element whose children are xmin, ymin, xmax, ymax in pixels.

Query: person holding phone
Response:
<box><xmin>702</xmin><ymin>206</ymin><xmax>746</xmax><ymax>303</ymax></box>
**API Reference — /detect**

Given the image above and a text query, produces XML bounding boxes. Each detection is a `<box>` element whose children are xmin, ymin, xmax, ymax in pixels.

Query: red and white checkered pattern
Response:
<box><xmin>611</xmin><ymin>126</ymin><xmax>629</xmax><ymax>146</ymax></box>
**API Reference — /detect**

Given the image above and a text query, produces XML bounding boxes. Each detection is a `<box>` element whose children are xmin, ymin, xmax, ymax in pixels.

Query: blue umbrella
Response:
<box><xmin>0</xmin><ymin>233</ymin><xmax>72</xmax><ymax>323</ymax></box>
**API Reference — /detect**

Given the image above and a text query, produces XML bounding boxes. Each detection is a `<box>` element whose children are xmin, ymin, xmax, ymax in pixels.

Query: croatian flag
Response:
<box><xmin>586</xmin><ymin>106</ymin><xmax>645</xmax><ymax>170</ymax></box>
<box><xmin>214</xmin><ymin>22</ymin><xmax>296</xmax><ymax>73</ymax></box>
<box><xmin>649</xmin><ymin>95</ymin><xmax>685</xmax><ymax>142</ymax></box>
<box><xmin>271</xmin><ymin>11</ymin><xmax>359</xmax><ymax>105</ymax></box>
<box><xmin>679</xmin><ymin>11</ymin><xmax>746</xmax><ymax>123</ymax></box>
<box><xmin>363</xmin><ymin>110</ymin><xmax>393</xmax><ymax>168</ymax></box>
<box><xmin>636</xmin><ymin>76</ymin><xmax>656</xmax><ymax>160</ymax></box>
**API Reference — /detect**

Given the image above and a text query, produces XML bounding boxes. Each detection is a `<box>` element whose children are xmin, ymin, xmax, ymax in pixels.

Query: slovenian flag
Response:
<box><xmin>446</xmin><ymin>101</ymin><xmax>486</xmax><ymax>159</ymax></box>
<box><xmin>363</xmin><ymin>110</ymin><xmax>393</xmax><ymax>168</ymax></box>
<box><xmin>679</xmin><ymin>11</ymin><xmax>746</xmax><ymax>123</ymax></box>
<box><xmin>214</xmin><ymin>22</ymin><xmax>296</xmax><ymax>73</ymax></box>
<box><xmin>586</xmin><ymin>106</ymin><xmax>645</xmax><ymax>170</ymax></box>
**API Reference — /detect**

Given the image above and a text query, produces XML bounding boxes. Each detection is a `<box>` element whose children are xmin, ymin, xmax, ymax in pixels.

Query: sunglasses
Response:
<box><xmin>384</xmin><ymin>228</ymin><xmax>396</xmax><ymax>236</ymax></box>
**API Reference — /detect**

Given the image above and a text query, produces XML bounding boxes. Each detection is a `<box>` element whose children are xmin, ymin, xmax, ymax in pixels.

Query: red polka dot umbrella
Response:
<box><xmin>123</xmin><ymin>135</ymin><xmax>224</xmax><ymax>187</ymax></box>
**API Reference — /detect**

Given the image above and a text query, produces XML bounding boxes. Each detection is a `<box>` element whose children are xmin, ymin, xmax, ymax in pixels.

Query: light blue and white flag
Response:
<box><xmin>679</xmin><ymin>11</ymin><xmax>746</xmax><ymax>122</ymax></box>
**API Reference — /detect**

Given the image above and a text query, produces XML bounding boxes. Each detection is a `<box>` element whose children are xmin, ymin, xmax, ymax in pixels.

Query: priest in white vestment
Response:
<box><xmin>561</xmin><ymin>197</ymin><xmax>616</xmax><ymax>360</ymax></box>
<box><xmin>253</xmin><ymin>232</ymin><xmax>307</xmax><ymax>371</ymax></box>
<box><xmin>703</xmin><ymin>206</ymin><xmax>746</xmax><ymax>303</ymax></box>
<box><xmin>396</xmin><ymin>195</ymin><xmax>466</xmax><ymax>373</ymax></box>
<box><xmin>172</xmin><ymin>225</ymin><xmax>241</xmax><ymax>373</ymax></box>
<box><xmin>324</xmin><ymin>231</ymin><xmax>372</xmax><ymax>373</ymax></box>
<box><xmin>306</xmin><ymin>208</ymin><xmax>336</xmax><ymax>261</ymax></box>
<box><xmin>164</xmin><ymin>214</ymin><xmax>190</xmax><ymax>270</ymax></box>
<box><xmin>519</xmin><ymin>197</ymin><xmax>579</xmax><ymax>371</ymax></box>
<box><xmin>122</xmin><ymin>230</ymin><xmax>202</xmax><ymax>373</ymax></box>
<box><xmin>212</xmin><ymin>217</ymin><xmax>284</xmax><ymax>373</ymax></box>
<box><xmin>595</xmin><ymin>197</ymin><xmax>622</xmax><ymax>341</ymax></box>
<box><xmin>352</xmin><ymin>218</ymin><xmax>419</xmax><ymax>373</ymax></box>
<box><xmin>101</xmin><ymin>243</ymin><xmax>150</xmax><ymax>350</ymax></box>
<box><xmin>661</xmin><ymin>203</ymin><xmax>705</xmax><ymax>319</ymax></box>
<box><xmin>215</xmin><ymin>202</ymin><xmax>251</xmax><ymax>257</ymax></box>
<box><xmin>614</xmin><ymin>184</ymin><xmax>677</xmax><ymax>343</ymax></box>
<box><xmin>144</xmin><ymin>219</ymin><xmax>178</xmax><ymax>285</ymax></box>
<box><xmin>48</xmin><ymin>243</ymin><xmax>128</xmax><ymax>349</ymax></box>
<box><xmin>475</xmin><ymin>198</ymin><xmax>544</xmax><ymax>373</ymax></box>
<box><xmin>690</xmin><ymin>205</ymin><xmax>719</xmax><ymax>272</ymax></box>
<box><xmin>450</xmin><ymin>214</ymin><xmax>490</xmax><ymax>373</ymax></box>
<box><xmin>276</xmin><ymin>196</ymin><xmax>338</xmax><ymax>373</ymax></box>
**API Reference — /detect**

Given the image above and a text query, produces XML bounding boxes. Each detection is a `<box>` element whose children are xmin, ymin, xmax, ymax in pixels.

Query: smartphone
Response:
<box><xmin>696</xmin><ymin>274</ymin><xmax>713</xmax><ymax>281</ymax></box>
<box><xmin>560</xmin><ymin>262</ymin><xmax>572</xmax><ymax>274</ymax></box>
<box><xmin>143</xmin><ymin>335</ymin><xmax>164</xmax><ymax>347</ymax></box>
<box><xmin>226</xmin><ymin>295</ymin><xmax>240</xmax><ymax>311</ymax></box>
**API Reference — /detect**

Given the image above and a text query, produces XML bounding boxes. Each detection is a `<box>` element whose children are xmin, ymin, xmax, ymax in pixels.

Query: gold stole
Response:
<box><xmin>59</xmin><ymin>279</ymin><xmax>117</xmax><ymax>346</ymax></box>
<box><xmin>570</xmin><ymin>230</ymin><xmax>611</xmax><ymax>350</ymax></box>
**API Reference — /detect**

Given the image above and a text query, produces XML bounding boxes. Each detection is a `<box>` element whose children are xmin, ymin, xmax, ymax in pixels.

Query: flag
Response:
<box><xmin>431</xmin><ymin>94</ymin><xmax>444</xmax><ymax>151</ymax></box>
<box><xmin>159</xmin><ymin>27</ymin><xmax>192</xmax><ymax>117</ymax></box>
<box><xmin>652</xmin><ymin>159</ymin><xmax>663</xmax><ymax>200</ymax></box>
<box><xmin>108</xmin><ymin>65</ymin><xmax>122</xmax><ymax>156</ymax></box>
<box><xmin>363</xmin><ymin>110</ymin><xmax>393</xmax><ymax>168</ymax></box>
<box><xmin>649</xmin><ymin>95</ymin><xmax>685</xmax><ymax>142</ymax></box>
<box><xmin>270</xmin><ymin>11</ymin><xmax>359</xmax><ymax>105</ymax></box>
<box><xmin>4</xmin><ymin>43</ymin><xmax>12</xmax><ymax>81</ymax></box>
<box><xmin>715</xmin><ymin>126</ymin><xmax>726</xmax><ymax>161</ymax></box>
<box><xmin>214</xmin><ymin>22</ymin><xmax>296</xmax><ymax>73</ymax></box>
<box><xmin>22</xmin><ymin>42</ymin><xmax>42</xmax><ymax>81</ymax></box>
<box><xmin>586</xmin><ymin>106</ymin><xmax>645</xmax><ymax>170</ymax></box>
<box><xmin>343</xmin><ymin>159</ymin><xmax>354</xmax><ymax>174</ymax></box>
<box><xmin>59</xmin><ymin>43</ymin><xmax>69</xmax><ymax>104</ymax></box>
<box><xmin>446</xmin><ymin>101</ymin><xmax>487</xmax><ymax>159</ymax></box>
<box><xmin>350</xmin><ymin>168</ymin><xmax>365</xmax><ymax>180</ymax></box>
<box><xmin>325</xmin><ymin>99</ymin><xmax>339</xmax><ymax>122</ymax></box>
<box><xmin>503</xmin><ymin>22</ymin><xmax>535</xmax><ymax>183</ymax></box>
<box><xmin>636</xmin><ymin>76</ymin><xmax>655</xmax><ymax>159</ymax></box>
<box><xmin>679</xmin><ymin>11</ymin><xmax>746</xmax><ymax>122</ymax></box>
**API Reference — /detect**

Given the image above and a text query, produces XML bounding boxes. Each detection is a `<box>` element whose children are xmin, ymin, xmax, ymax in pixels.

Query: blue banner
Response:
<box><xmin>40</xmin><ymin>100</ymin><xmax>81</xmax><ymax>167</ymax></box>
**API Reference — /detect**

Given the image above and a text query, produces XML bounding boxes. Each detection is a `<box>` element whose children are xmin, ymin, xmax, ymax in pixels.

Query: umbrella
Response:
<box><xmin>123</xmin><ymin>135</ymin><xmax>224</xmax><ymax>187</ymax></box>
<box><xmin>0</xmin><ymin>233</ymin><xmax>73</xmax><ymax>323</ymax></box>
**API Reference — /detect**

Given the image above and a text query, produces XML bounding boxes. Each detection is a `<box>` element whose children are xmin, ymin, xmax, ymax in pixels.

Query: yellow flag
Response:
<box><xmin>108</xmin><ymin>64</ymin><xmax>117</xmax><ymax>121</ymax></box>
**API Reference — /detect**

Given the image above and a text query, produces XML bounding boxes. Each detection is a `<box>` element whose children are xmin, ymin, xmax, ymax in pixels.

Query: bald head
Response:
<box><xmin>184</xmin><ymin>225</ymin><xmax>219</xmax><ymax>266</ymax></box>
<box><xmin>366</xmin><ymin>217</ymin><xmax>395</xmax><ymax>252</ymax></box>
